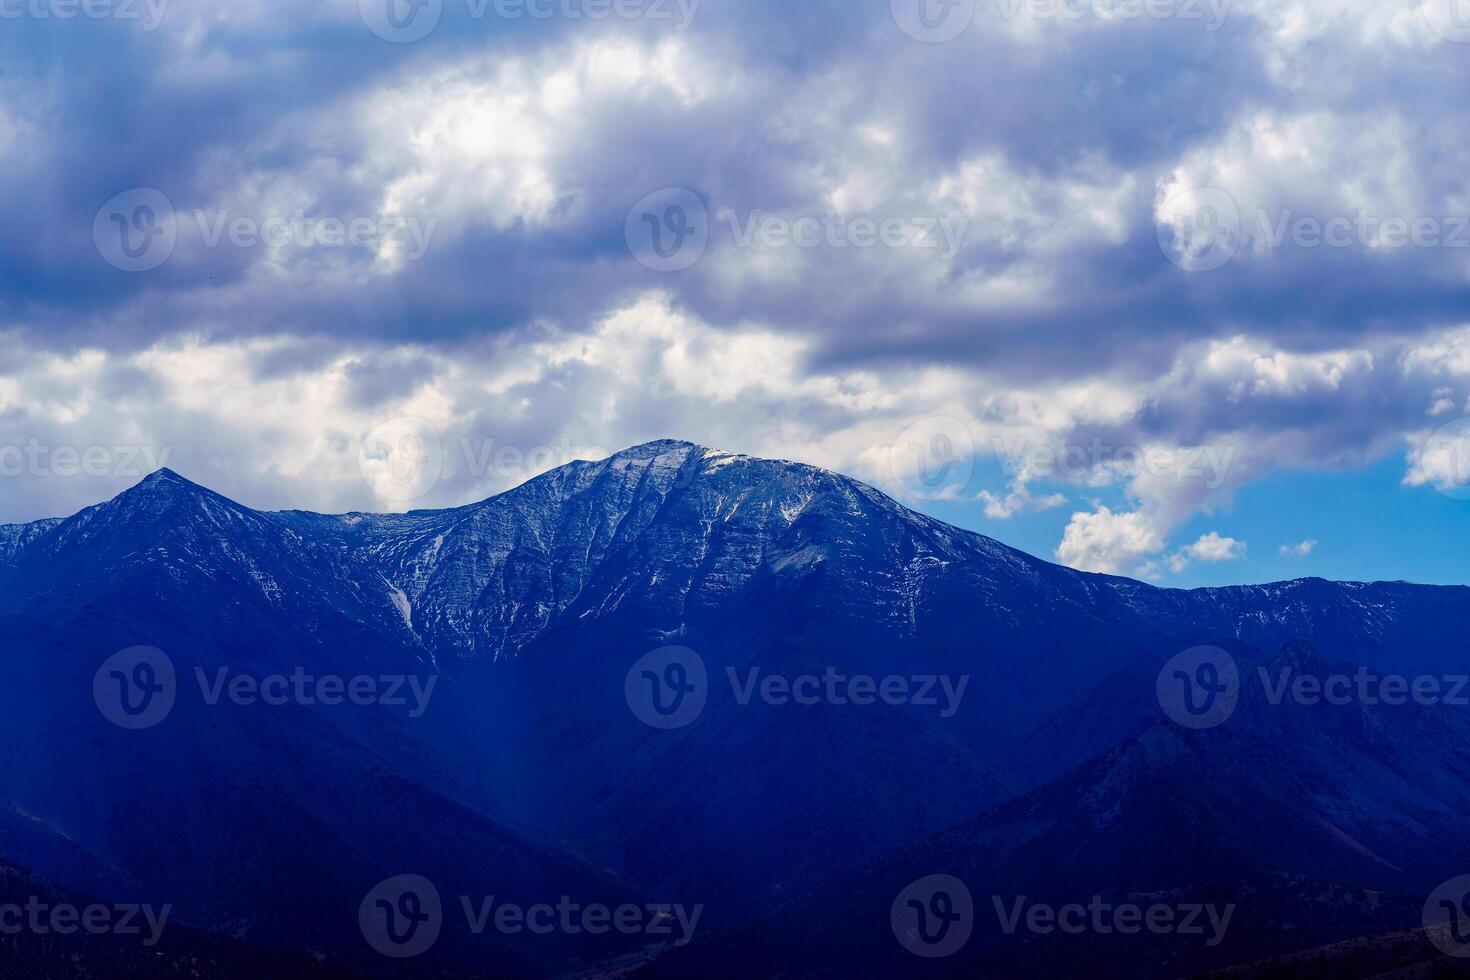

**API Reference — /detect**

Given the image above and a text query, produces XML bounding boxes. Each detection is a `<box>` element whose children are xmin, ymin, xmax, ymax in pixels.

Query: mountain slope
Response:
<box><xmin>2</xmin><ymin>441</ymin><xmax>1470</xmax><ymax>974</ymax></box>
<box><xmin>643</xmin><ymin>640</ymin><xmax>1470</xmax><ymax>977</ymax></box>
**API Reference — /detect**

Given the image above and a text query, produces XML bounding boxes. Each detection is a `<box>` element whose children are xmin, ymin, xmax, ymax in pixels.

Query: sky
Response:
<box><xmin>2</xmin><ymin>0</ymin><xmax>1470</xmax><ymax>588</ymax></box>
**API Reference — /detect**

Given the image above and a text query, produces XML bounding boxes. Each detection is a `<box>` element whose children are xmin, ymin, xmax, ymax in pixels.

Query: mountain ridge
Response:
<box><xmin>3</xmin><ymin>441</ymin><xmax>1470</xmax><ymax>975</ymax></box>
<box><xmin>5</xmin><ymin>440</ymin><xmax>1466</xmax><ymax>693</ymax></box>
<box><xmin>3</xmin><ymin>440</ymin><xmax>1453</xmax><ymax>596</ymax></box>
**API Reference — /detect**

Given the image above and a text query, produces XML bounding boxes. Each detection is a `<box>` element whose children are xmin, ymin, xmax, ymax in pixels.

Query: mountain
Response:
<box><xmin>2</xmin><ymin>440</ymin><xmax>1469</xmax><ymax>976</ymax></box>
<box><xmin>644</xmin><ymin>639</ymin><xmax>1470</xmax><ymax>977</ymax></box>
<box><xmin>0</xmin><ymin>856</ymin><xmax>358</xmax><ymax>977</ymax></box>
<box><xmin>0</xmin><ymin>518</ymin><xmax>60</xmax><ymax>563</ymax></box>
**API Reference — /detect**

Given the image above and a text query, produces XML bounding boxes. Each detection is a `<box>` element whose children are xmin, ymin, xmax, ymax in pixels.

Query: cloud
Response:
<box><xmin>1165</xmin><ymin>532</ymin><xmax>1248</xmax><ymax>573</ymax></box>
<box><xmin>1404</xmin><ymin>417</ymin><xmax>1470</xmax><ymax>495</ymax></box>
<box><xmin>1279</xmin><ymin>540</ymin><xmax>1318</xmax><ymax>557</ymax></box>
<box><xmin>1056</xmin><ymin>506</ymin><xmax>1167</xmax><ymax>576</ymax></box>
<box><xmin>3</xmin><ymin>0</ymin><xmax>1470</xmax><ymax>583</ymax></box>
<box><xmin>977</xmin><ymin>483</ymin><xmax>1068</xmax><ymax>520</ymax></box>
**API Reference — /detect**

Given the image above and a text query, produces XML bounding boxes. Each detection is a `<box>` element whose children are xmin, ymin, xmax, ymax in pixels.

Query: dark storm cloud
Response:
<box><xmin>3</xmin><ymin>0</ymin><xmax>1470</xmax><ymax>572</ymax></box>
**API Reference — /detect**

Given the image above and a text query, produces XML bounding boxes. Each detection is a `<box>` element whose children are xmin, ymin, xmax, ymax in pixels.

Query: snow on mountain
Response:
<box><xmin>2</xmin><ymin>442</ymin><xmax>1469</xmax><ymax>975</ymax></box>
<box><xmin>3</xmin><ymin>441</ymin><xmax>1466</xmax><ymax>682</ymax></box>
<box><xmin>0</xmin><ymin>518</ymin><xmax>60</xmax><ymax>563</ymax></box>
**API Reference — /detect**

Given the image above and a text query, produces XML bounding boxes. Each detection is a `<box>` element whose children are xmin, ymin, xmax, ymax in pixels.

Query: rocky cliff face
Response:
<box><xmin>2</xmin><ymin>442</ymin><xmax>1468</xmax><ymax>975</ymax></box>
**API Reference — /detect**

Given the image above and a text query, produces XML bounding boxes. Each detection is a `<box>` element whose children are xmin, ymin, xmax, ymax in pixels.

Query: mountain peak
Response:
<box><xmin>139</xmin><ymin>467</ymin><xmax>194</xmax><ymax>486</ymax></box>
<box><xmin>608</xmin><ymin>439</ymin><xmax>709</xmax><ymax>461</ymax></box>
<box><xmin>109</xmin><ymin>466</ymin><xmax>240</xmax><ymax>514</ymax></box>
